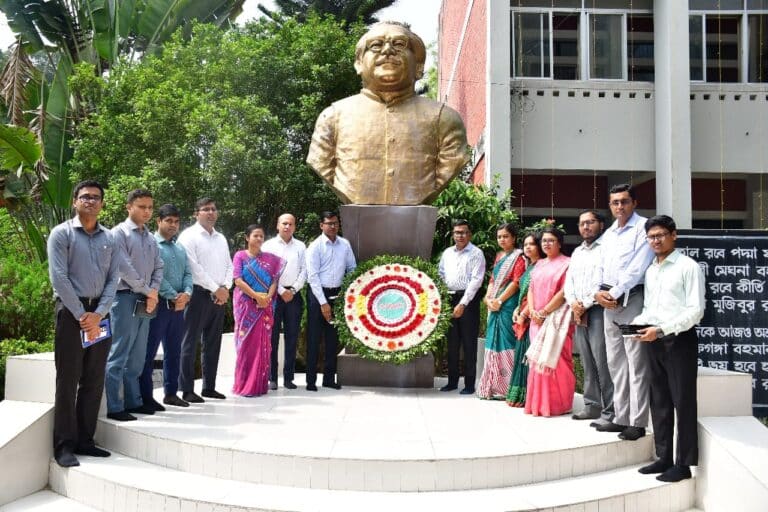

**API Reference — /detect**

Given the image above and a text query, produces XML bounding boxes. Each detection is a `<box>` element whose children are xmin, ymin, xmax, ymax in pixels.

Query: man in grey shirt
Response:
<box><xmin>48</xmin><ymin>180</ymin><xmax>119</xmax><ymax>467</ymax></box>
<box><xmin>105</xmin><ymin>189</ymin><xmax>163</xmax><ymax>421</ymax></box>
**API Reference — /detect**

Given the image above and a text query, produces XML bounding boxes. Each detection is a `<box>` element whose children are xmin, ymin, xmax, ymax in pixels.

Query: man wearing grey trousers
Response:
<box><xmin>593</xmin><ymin>184</ymin><xmax>654</xmax><ymax>441</ymax></box>
<box><xmin>565</xmin><ymin>209</ymin><xmax>613</xmax><ymax>424</ymax></box>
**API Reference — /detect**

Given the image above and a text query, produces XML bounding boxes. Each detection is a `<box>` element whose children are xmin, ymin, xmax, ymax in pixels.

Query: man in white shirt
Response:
<box><xmin>565</xmin><ymin>209</ymin><xmax>613</xmax><ymax>423</ymax></box>
<box><xmin>177</xmin><ymin>198</ymin><xmax>233</xmax><ymax>402</ymax></box>
<box><xmin>633</xmin><ymin>215</ymin><xmax>705</xmax><ymax>483</ymax></box>
<box><xmin>263</xmin><ymin>213</ymin><xmax>306</xmax><ymax>390</ymax></box>
<box><xmin>438</xmin><ymin>220</ymin><xmax>486</xmax><ymax>394</ymax></box>
<box><xmin>305</xmin><ymin>211</ymin><xmax>356</xmax><ymax>391</ymax></box>
<box><xmin>594</xmin><ymin>184</ymin><xmax>654</xmax><ymax>441</ymax></box>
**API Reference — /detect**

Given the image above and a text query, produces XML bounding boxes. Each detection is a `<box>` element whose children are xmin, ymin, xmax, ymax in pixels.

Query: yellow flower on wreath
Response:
<box><xmin>355</xmin><ymin>294</ymin><xmax>367</xmax><ymax>316</ymax></box>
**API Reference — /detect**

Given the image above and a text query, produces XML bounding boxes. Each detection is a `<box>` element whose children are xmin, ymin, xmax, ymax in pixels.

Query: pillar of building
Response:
<box><xmin>653</xmin><ymin>0</ymin><xmax>693</xmax><ymax>228</ymax></box>
<box><xmin>486</xmin><ymin>0</ymin><xmax>511</xmax><ymax>193</ymax></box>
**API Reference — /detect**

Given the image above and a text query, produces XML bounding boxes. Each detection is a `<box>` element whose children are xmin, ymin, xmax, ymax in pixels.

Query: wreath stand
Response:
<box><xmin>336</xmin><ymin>204</ymin><xmax>438</xmax><ymax>388</ymax></box>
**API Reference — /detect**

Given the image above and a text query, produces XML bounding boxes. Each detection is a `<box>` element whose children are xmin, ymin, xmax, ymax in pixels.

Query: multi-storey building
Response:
<box><xmin>438</xmin><ymin>0</ymin><xmax>768</xmax><ymax>231</ymax></box>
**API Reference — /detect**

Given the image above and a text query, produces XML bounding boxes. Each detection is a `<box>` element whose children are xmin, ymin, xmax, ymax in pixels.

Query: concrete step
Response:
<box><xmin>0</xmin><ymin>490</ymin><xmax>98</xmax><ymax>511</ymax></box>
<box><xmin>94</xmin><ymin>375</ymin><xmax>655</xmax><ymax>492</ymax></box>
<box><xmin>49</xmin><ymin>454</ymin><xmax>695</xmax><ymax>512</ymax></box>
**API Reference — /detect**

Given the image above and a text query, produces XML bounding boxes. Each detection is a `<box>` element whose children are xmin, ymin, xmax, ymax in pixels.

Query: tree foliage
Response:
<box><xmin>70</xmin><ymin>16</ymin><xmax>365</xmax><ymax>241</ymax></box>
<box><xmin>0</xmin><ymin>0</ymin><xmax>247</xmax><ymax>261</ymax></box>
<box><xmin>431</xmin><ymin>177</ymin><xmax>518</xmax><ymax>267</ymax></box>
<box><xmin>258</xmin><ymin>0</ymin><xmax>396</xmax><ymax>26</ymax></box>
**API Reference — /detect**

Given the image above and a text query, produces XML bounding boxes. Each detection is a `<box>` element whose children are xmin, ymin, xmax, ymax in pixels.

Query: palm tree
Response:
<box><xmin>0</xmin><ymin>0</ymin><xmax>246</xmax><ymax>260</ymax></box>
<box><xmin>258</xmin><ymin>0</ymin><xmax>396</xmax><ymax>26</ymax></box>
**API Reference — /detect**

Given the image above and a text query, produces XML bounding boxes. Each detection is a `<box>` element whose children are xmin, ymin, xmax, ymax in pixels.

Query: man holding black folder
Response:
<box><xmin>48</xmin><ymin>180</ymin><xmax>120</xmax><ymax>467</ymax></box>
<box><xmin>106</xmin><ymin>189</ymin><xmax>163</xmax><ymax>421</ymax></box>
<box><xmin>593</xmin><ymin>184</ymin><xmax>654</xmax><ymax>441</ymax></box>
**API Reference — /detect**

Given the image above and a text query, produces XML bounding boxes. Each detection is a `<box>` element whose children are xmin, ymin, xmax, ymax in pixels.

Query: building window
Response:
<box><xmin>689</xmin><ymin>14</ymin><xmax>741</xmax><ymax>82</ymax></box>
<box><xmin>512</xmin><ymin>12</ymin><xmax>580</xmax><ymax>79</ymax></box>
<box><xmin>512</xmin><ymin>12</ymin><xmax>550</xmax><ymax>78</ymax></box>
<box><xmin>628</xmin><ymin>14</ymin><xmax>655</xmax><ymax>80</ymax></box>
<box><xmin>707</xmin><ymin>15</ymin><xmax>741</xmax><ymax>82</ymax></box>
<box><xmin>589</xmin><ymin>14</ymin><xmax>624</xmax><ymax>79</ymax></box>
<box><xmin>690</xmin><ymin>15</ymin><xmax>705</xmax><ymax>80</ymax></box>
<box><xmin>748</xmin><ymin>14</ymin><xmax>768</xmax><ymax>81</ymax></box>
<box><xmin>553</xmin><ymin>13</ymin><xmax>580</xmax><ymax>79</ymax></box>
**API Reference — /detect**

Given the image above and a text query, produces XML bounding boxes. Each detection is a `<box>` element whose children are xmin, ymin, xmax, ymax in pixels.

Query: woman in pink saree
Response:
<box><xmin>524</xmin><ymin>226</ymin><xmax>575</xmax><ymax>417</ymax></box>
<box><xmin>232</xmin><ymin>224</ymin><xmax>285</xmax><ymax>397</ymax></box>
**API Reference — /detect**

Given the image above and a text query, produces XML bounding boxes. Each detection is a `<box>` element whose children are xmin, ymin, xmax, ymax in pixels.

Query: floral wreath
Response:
<box><xmin>334</xmin><ymin>255</ymin><xmax>452</xmax><ymax>365</ymax></box>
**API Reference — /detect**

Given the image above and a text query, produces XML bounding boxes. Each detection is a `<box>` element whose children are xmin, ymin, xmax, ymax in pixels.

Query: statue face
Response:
<box><xmin>355</xmin><ymin>25</ymin><xmax>419</xmax><ymax>92</ymax></box>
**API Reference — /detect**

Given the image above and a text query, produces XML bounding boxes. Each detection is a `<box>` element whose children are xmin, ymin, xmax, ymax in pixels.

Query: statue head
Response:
<box><xmin>354</xmin><ymin>22</ymin><xmax>426</xmax><ymax>93</ymax></box>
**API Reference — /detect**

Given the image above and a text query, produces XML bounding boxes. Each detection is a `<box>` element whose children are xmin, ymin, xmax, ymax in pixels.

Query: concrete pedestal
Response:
<box><xmin>336</xmin><ymin>204</ymin><xmax>438</xmax><ymax>388</ymax></box>
<box><xmin>337</xmin><ymin>352</ymin><xmax>434</xmax><ymax>388</ymax></box>
<box><xmin>339</xmin><ymin>204</ymin><xmax>437</xmax><ymax>261</ymax></box>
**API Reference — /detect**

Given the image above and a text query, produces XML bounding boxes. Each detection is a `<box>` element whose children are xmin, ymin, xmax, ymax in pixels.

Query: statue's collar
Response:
<box><xmin>361</xmin><ymin>87</ymin><xmax>415</xmax><ymax>106</ymax></box>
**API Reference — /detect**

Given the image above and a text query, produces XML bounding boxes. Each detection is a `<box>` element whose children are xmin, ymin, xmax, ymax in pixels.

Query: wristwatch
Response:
<box><xmin>656</xmin><ymin>327</ymin><xmax>665</xmax><ymax>338</ymax></box>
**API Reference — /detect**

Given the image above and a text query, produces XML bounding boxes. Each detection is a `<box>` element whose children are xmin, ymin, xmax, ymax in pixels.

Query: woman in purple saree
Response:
<box><xmin>232</xmin><ymin>224</ymin><xmax>285</xmax><ymax>396</ymax></box>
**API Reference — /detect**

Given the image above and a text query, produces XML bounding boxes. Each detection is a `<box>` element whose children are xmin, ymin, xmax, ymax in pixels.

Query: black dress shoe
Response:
<box><xmin>572</xmin><ymin>409</ymin><xmax>601</xmax><ymax>420</ymax></box>
<box><xmin>595</xmin><ymin>421</ymin><xmax>626</xmax><ymax>432</ymax></box>
<box><xmin>639</xmin><ymin>459</ymin><xmax>673</xmax><ymax>474</ymax></box>
<box><xmin>75</xmin><ymin>446</ymin><xmax>111</xmax><ymax>457</ymax></box>
<box><xmin>163</xmin><ymin>394</ymin><xmax>190</xmax><ymax>407</ymax></box>
<box><xmin>322</xmin><ymin>382</ymin><xmax>342</xmax><ymax>390</ymax></box>
<box><xmin>439</xmin><ymin>384</ymin><xmax>458</xmax><ymax>392</ymax></box>
<box><xmin>657</xmin><ymin>465</ymin><xmax>692</xmax><ymax>482</ymax></box>
<box><xmin>284</xmin><ymin>381</ymin><xmax>297</xmax><ymax>390</ymax></box>
<box><xmin>306</xmin><ymin>383</ymin><xmax>318</xmax><ymax>391</ymax></box>
<box><xmin>269</xmin><ymin>381</ymin><xmax>278</xmax><ymax>390</ymax></box>
<box><xmin>107</xmin><ymin>411</ymin><xmax>137</xmax><ymax>422</ymax></box>
<box><xmin>143</xmin><ymin>398</ymin><xmax>166</xmax><ymax>412</ymax></box>
<box><xmin>201</xmin><ymin>389</ymin><xmax>226</xmax><ymax>399</ymax></box>
<box><xmin>618</xmin><ymin>426</ymin><xmax>646</xmax><ymax>441</ymax></box>
<box><xmin>459</xmin><ymin>387</ymin><xmax>475</xmax><ymax>395</ymax></box>
<box><xmin>182</xmin><ymin>392</ymin><xmax>205</xmax><ymax>403</ymax></box>
<box><xmin>126</xmin><ymin>405</ymin><xmax>155</xmax><ymax>415</ymax></box>
<box><xmin>55</xmin><ymin>451</ymin><xmax>80</xmax><ymax>468</ymax></box>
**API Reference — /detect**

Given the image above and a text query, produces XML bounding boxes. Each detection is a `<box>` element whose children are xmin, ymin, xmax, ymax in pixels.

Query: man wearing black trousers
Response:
<box><xmin>438</xmin><ymin>220</ymin><xmax>486</xmax><ymax>394</ymax></box>
<box><xmin>177</xmin><ymin>198</ymin><xmax>233</xmax><ymax>402</ymax></box>
<box><xmin>305</xmin><ymin>211</ymin><xmax>356</xmax><ymax>391</ymax></box>
<box><xmin>632</xmin><ymin>215</ymin><xmax>705</xmax><ymax>483</ymax></box>
<box><xmin>47</xmin><ymin>180</ymin><xmax>119</xmax><ymax>467</ymax></box>
<box><xmin>263</xmin><ymin>213</ymin><xmax>306</xmax><ymax>390</ymax></box>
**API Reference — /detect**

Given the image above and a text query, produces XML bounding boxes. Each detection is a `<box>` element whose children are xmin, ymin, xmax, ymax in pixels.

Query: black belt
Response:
<box><xmin>447</xmin><ymin>289</ymin><xmax>465</xmax><ymax>295</ymax></box>
<box><xmin>115</xmin><ymin>289</ymin><xmax>132</xmax><ymax>294</ymax></box>
<box><xmin>629</xmin><ymin>284</ymin><xmax>644</xmax><ymax>294</ymax></box>
<box><xmin>322</xmin><ymin>287</ymin><xmax>341</xmax><ymax>300</ymax></box>
<box><xmin>79</xmin><ymin>297</ymin><xmax>100</xmax><ymax>307</ymax></box>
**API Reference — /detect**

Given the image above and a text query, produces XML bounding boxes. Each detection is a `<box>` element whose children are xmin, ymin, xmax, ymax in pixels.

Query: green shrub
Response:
<box><xmin>0</xmin><ymin>254</ymin><xmax>55</xmax><ymax>342</ymax></box>
<box><xmin>0</xmin><ymin>337</ymin><xmax>54</xmax><ymax>400</ymax></box>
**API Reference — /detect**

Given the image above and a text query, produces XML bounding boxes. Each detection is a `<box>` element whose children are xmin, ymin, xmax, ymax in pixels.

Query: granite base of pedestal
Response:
<box><xmin>337</xmin><ymin>351</ymin><xmax>434</xmax><ymax>388</ymax></box>
<box><xmin>339</xmin><ymin>204</ymin><xmax>437</xmax><ymax>261</ymax></box>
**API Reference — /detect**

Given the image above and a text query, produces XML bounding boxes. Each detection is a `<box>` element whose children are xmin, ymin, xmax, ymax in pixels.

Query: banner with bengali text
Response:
<box><xmin>677</xmin><ymin>230</ymin><xmax>768</xmax><ymax>416</ymax></box>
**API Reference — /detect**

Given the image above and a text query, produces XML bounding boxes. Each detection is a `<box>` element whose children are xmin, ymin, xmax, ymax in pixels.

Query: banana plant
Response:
<box><xmin>0</xmin><ymin>0</ymin><xmax>246</xmax><ymax>257</ymax></box>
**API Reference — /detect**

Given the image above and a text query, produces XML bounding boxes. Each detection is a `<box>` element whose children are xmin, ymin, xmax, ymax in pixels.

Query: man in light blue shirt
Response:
<box><xmin>140</xmin><ymin>204</ymin><xmax>193</xmax><ymax>409</ymax></box>
<box><xmin>106</xmin><ymin>189</ymin><xmax>164</xmax><ymax>421</ymax></box>
<box><xmin>593</xmin><ymin>184</ymin><xmax>654</xmax><ymax>441</ymax></box>
<box><xmin>305</xmin><ymin>211</ymin><xmax>356</xmax><ymax>391</ymax></box>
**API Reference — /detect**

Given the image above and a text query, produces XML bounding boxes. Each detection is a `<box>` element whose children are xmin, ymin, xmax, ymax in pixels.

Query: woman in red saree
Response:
<box><xmin>232</xmin><ymin>224</ymin><xmax>285</xmax><ymax>396</ymax></box>
<box><xmin>523</xmin><ymin>226</ymin><xmax>575</xmax><ymax>417</ymax></box>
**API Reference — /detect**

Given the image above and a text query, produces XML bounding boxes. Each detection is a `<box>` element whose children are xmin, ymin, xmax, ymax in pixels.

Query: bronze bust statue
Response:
<box><xmin>307</xmin><ymin>22</ymin><xmax>469</xmax><ymax>206</ymax></box>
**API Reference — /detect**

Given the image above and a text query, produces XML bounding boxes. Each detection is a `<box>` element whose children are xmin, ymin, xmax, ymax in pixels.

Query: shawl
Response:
<box><xmin>525</xmin><ymin>303</ymin><xmax>572</xmax><ymax>372</ymax></box>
